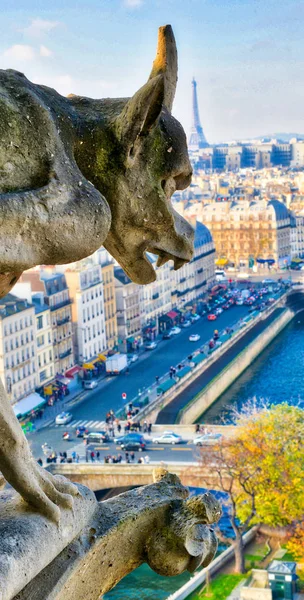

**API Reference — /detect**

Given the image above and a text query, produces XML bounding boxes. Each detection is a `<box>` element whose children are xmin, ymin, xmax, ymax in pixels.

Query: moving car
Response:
<box><xmin>193</xmin><ymin>433</ymin><xmax>222</xmax><ymax>446</ymax></box>
<box><xmin>120</xmin><ymin>441</ymin><xmax>146</xmax><ymax>452</ymax></box>
<box><xmin>145</xmin><ymin>341</ymin><xmax>157</xmax><ymax>350</ymax></box>
<box><xmin>152</xmin><ymin>432</ymin><xmax>182</xmax><ymax>445</ymax></box>
<box><xmin>127</xmin><ymin>354</ymin><xmax>139</xmax><ymax>363</ymax></box>
<box><xmin>207</xmin><ymin>314</ymin><xmax>217</xmax><ymax>321</ymax></box>
<box><xmin>55</xmin><ymin>411</ymin><xmax>73</xmax><ymax>425</ymax></box>
<box><xmin>83</xmin><ymin>380</ymin><xmax>98</xmax><ymax>390</ymax></box>
<box><xmin>189</xmin><ymin>333</ymin><xmax>200</xmax><ymax>342</ymax></box>
<box><xmin>76</xmin><ymin>425</ymin><xmax>89</xmax><ymax>438</ymax></box>
<box><xmin>181</xmin><ymin>320</ymin><xmax>191</xmax><ymax>328</ymax></box>
<box><xmin>114</xmin><ymin>432</ymin><xmax>145</xmax><ymax>444</ymax></box>
<box><xmin>170</xmin><ymin>326</ymin><xmax>181</xmax><ymax>335</ymax></box>
<box><xmin>190</xmin><ymin>314</ymin><xmax>200</xmax><ymax>322</ymax></box>
<box><xmin>262</xmin><ymin>278</ymin><xmax>276</xmax><ymax>285</ymax></box>
<box><xmin>84</xmin><ymin>431</ymin><xmax>110</xmax><ymax>444</ymax></box>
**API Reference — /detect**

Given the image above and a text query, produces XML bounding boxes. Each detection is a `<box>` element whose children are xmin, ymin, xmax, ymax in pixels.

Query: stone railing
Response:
<box><xmin>3</xmin><ymin>470</ymin><xmax>221</xmax><ymax>600</ymax></box>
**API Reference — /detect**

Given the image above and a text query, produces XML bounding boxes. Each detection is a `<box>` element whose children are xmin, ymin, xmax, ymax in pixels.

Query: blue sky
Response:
<box><xmin>1</xmin><ymin>0</ymin><xmax>304</xmax><ymax>142</ymax></box>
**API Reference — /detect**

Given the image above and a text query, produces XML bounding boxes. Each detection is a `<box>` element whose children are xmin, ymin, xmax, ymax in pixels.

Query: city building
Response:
<box><xmin>139</xmin><ymin>255</ymin><xmax>172</xmax><ymax>339</ymax></box>
<box><xmin>115</xmin><ymin>268</ymin><xmax>143</xmax><ymax>353</ymax></box>
<box><xmin>32</xmin><ymin>294</ymin><xmax>55</xmax><ymax>386</ymax></box>
<box><xmin>201</xmin><ymin>199</ymin><xmax>291</xmax><ymax>269</ymax></box>
<box><xmin>93</xmin><ymin>249</ymin><xmax>118</xmax><ymax>350</ymax></box>
<box><xmin>0</xmin><ymin>294</ymin><xmax>37</xmax><ymax>404</ymax></box>
<box><xmin>20</xmin><ymin>270</ymin><xmax>74</xmax><ymax>374</ymax></box>
<box><xmin>171</xmin><ymin>221</ymin><xmax>215</xmax><ymax>307</ymax></box>
<box><xmin>64</xmin><ymin>263</ymin><xmax>106</xmax><ymax>364</ymax></box>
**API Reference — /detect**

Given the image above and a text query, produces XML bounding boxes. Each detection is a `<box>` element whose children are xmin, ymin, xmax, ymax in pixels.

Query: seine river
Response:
<box><xmin>201</xmin><ymin>314</ymin><xmax>304</xmax><ymax>423</ymax></box>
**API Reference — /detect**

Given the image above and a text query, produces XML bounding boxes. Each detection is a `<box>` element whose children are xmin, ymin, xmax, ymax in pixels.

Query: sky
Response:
<box><xmin>1</xmin><ymin>0</ymin><xmax>304</xmax><ymax>143</ymax></box>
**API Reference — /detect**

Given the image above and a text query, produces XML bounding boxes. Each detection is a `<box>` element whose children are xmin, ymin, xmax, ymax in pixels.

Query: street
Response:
<box><xmin>28</xmin><ymin>301</ymin><xmax>257</xmax><ymax>459</ymax></box>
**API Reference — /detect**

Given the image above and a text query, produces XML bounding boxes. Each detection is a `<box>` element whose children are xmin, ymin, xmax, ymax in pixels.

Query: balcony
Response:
<box><xmin>56</xmin><ymin>316</ymin><xmax>71</xmax><ymax>326</ymax></box>
<box><xmin>59</xmin><ymin>348</ymin><xmax>72</xmax><ymax>360</ymax></box>
<box><xmin>49</xmin><ymin>299</ymin><xmax>72</xmax><ymax>312</ymax></box>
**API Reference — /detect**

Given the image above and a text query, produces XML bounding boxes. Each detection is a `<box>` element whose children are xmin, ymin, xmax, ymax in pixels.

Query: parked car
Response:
<box><xmin>191</xmin><ymin>314</ymin><xmax>200</xmax><ymax>322</ymax></box>
<box><xmin>152</xmin><ymin>432</ymin><xmax>182</xmax><ymax>444</ymax></box>
<box><xmin>55</xmin><ymin>411</ymin><xmax>73</xmax><ymax>425</ymax></box>
<box><xmin>114</xmin><ymin>433</ymin><xmax>145</xmax><ymax>444</ymax></box>
<box><xmin>76</xmin><ymin>425</ymin><xmax>89</xmax><ymax>438</ymax></box>
<box><xmin>145</xmin><ymin>341</ymin><xmax>157</xmax><ymax>350</ymax></box>
<box><xmin>83</xmin><ymin>379</ymin><xmax>98</xmax><ymax>390</ymax></box>
<box><xmin>189</xmin><ymin>333</ymin><xmax>200</xmax><ymax>342</ymax></box>
<box><xmin>170</xmin><ymin>326</ymin><xmax>181</xmax><ymax>335</ymax></box>
<box><xmin>128</xmin><ymin>354</ymin><xmax>139</xmax><ymax>363</ymax></box>
<box><xmin>235</xmin><ymin>298</ymin><xmax>243</xmax><ymax>306</ymax></box>
<box><xmin>162</xmin><ymin>330</ymin><xmax>173</xmax><ymax>339</ymax></box>
<box><xmin>182</xmin><ymin>320</ymin><xmax>191</xmax><ymax>328</ymax></box>
<box><xmin>193</xmin><ymin>433</ymin><xmax>222</xmax><ymax>446</ymax></box>
<box><xmin>262</xmin><ymin>278</ymin><xmax>276</xmax><ymax>285</ymax></box>
<box><xmin>215</xmin><ymin>307</ymin><xmax>223</xmax><ymax>315</ymax></box>
<box><xmin>84</xmin><ymin>431</ymin><xmax>110</xmax><ymax>444</ymax></box>
<box><xmin>120</xmin><ymin>441</ymin><xmax>146</xmax><ymax>452</ymax></box>
<box><xmin>207</xmin><ymin>314</ymin><xmax>217</xmax><ymax>321</ymax></box>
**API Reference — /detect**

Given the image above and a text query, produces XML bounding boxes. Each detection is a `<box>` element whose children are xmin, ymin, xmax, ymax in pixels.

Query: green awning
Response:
<box><xmin>192</xmin><ymin>353</ymin><xmax>206</xmax><ymax>365</ymax></box>
<box><xmin>175</xmin><ymin>366</ymin><xmax>192</xmax><ymax>379</ymax></box>
<box><xmin>157</xmin><ymin>379</ymin><xmax>176</xmax><ymax>394</ymax></box>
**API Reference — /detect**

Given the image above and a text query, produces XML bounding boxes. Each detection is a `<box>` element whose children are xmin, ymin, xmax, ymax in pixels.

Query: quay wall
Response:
<box><xmin>178</xmin><ymin>308</ymin><xmax>293</xmax><ymax>424</ymax></box>
<box><xmin>135</xmin><ymin>294</ymin><xmax>289</xmax><ymax>425</ymax></box>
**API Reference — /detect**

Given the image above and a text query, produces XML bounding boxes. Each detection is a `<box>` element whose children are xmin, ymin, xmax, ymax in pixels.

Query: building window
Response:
<box><xmin>37</xmin><ymin>316</ymin><xmax>43</xmax><ymax>330</ymax></box>
<box><xmin>39</xmin><ymin>370</ymin><xmax>47</xmax><ymax>382</ymax></box>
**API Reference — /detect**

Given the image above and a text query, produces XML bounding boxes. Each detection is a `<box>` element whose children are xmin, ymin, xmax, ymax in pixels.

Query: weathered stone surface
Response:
<box><xmin>0</xmin><ymin>24</ymin><xmax>194</xmax><ymax>519</ymax></box>
<box><xmin>0</xmin><ymin>483</ymin><xmax>97</xmax><ymax>600</ymax></box>
<box><xmin>12</xmin><ymin>472</ymin><xmax>221</xmax><ymax>600</ymax></box>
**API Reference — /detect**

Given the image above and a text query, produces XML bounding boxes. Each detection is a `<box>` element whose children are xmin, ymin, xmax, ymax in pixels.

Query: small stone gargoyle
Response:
<box><xmin>0</xmin><ymin>26</ymin><xmax>194</xmax><ymax>520</ymax></box>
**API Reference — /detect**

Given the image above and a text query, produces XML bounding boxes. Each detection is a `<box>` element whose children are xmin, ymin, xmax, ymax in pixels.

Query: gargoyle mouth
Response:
<box><xmin>148</xmin><ymin>249</ymin><xmax>190</xmax><ymax>271</ymax></box>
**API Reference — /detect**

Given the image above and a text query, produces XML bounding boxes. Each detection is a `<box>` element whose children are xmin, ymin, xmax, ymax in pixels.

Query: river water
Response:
<box><xmin>200</xmin><ymin>314</ymin><xmax>304</xmax><ymax>423</ymax></box>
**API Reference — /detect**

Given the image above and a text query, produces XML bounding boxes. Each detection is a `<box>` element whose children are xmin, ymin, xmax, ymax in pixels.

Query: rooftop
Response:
<box><xmin>0</xmin><ymin>293</ymin><xmax>33</xmax><ymax>319</ymax></box>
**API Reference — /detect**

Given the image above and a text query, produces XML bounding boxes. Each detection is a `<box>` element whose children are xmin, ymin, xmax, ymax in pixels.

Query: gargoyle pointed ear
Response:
<box><xmin>149</xmin><ymin>24</ymin><xmax>177</xmax><ymax>112</ymax></box>
<box><xmin>115</xmin><ymin>25</ymin><xmax>177</xmax><ymax>145</ymax></box>
<box><xmin>115</xmin><ymin>74</ymin><xmax>165</xmax><ymax>145</ymax></box>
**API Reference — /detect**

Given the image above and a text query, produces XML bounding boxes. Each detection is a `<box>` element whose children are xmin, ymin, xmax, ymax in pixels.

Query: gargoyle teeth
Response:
<box><xmin>156</xmin><ymin>254</ymin><xmax>171</xmax><ymax>267</ymax></box>
<box><xmin>173</xmin><ymin>257</ymin><xmax>188</xmax><ymax>270</ymax></box>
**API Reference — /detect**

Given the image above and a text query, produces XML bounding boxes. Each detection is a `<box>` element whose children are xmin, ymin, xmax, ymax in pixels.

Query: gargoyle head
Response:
<box><xmin>93</xmin><ymin>26</ymin><xmax>194</xmax><ymax>284</ymax></box>
<box><xmin>105</xmin><ymin>26</ymin><xmax>194</xmax><ymax>284</ymax></box>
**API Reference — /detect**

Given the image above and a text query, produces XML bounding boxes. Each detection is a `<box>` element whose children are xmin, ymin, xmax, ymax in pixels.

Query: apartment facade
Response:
<box><xmin>21</xmin><ymin>270</ymin><xmax>74</xmax><ymax>374</ymax></box>
<box><xmin>139</xmin><ymin>255</ymin><xmax>172</xmax><ymax>339</ymax></box>
<box><xmin>32</xmin><ymin>295</ymin><xmax>55</xmax><ymax>386</ymax></box>
<box><xmin>64</xmin><ymin>264</ymin><xmax>106</xmax><ymax>363</ymax></box>
<box><xmin>115</xmin><ymin>268</ymin><xmax>143</xmax><ymax>352</ymax></box>
<box><xmin>0</xmin><ymin>294</ymin><xmax>37</xmax><ymax>404</ymax></box>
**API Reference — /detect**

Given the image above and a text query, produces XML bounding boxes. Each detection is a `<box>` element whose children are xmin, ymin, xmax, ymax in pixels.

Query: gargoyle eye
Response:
<box><xmin>161</xmin><ymin>179</ymin><xmax>166</xmax><ymax>191</ymax></box>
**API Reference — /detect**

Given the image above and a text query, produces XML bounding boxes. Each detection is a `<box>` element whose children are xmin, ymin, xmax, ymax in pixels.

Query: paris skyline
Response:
<box><xmin>1</xmin><ymin>0</ymin><xmax>303</xmax><ymax>143</ymax></box>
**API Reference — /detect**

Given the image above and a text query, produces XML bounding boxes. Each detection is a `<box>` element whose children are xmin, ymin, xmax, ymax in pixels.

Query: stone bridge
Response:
<box><xmin>285</xmin><ymin>285</ymin><xmax>304</xmax><ymax>312</ymax></box>
<box><xmin>48</xmin><ymin>462</ymin><xmax>226</xmax><ymax>492</ymax></box>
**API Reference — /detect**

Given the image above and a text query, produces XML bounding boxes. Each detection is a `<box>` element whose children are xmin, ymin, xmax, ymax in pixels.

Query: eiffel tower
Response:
<box><xmin>188</xmin><ymin>78</ymin><xmax>209</xmax><ymax>150</ymax></box>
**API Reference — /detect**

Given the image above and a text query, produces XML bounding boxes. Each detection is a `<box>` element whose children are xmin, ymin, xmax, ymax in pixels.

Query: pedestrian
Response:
<box><xmin>96</xmin><ymin>451</ymin><xmax>100</xmax><ymax>462</ymax></box>
<box><xmin>76</xmin><ymin>453</ymin><xmax>80</xmax><ymax>463</ymax></box>
<box><xmin>144</xmin><ymin>455</ymin><xmax>150</xmax><ymax>464</ymax></box>
<box><xmin>155</xmin><ymin>375</ymin><xmax>159</xmax><ymax>384</ymax></box>
<box><xmin>148</xmin><ymin>423</ymin><xmax>152</xmax><ymax>435</ymax></box>
<box><xmin>90</xmin><ymin>451</ymin><xmax>95</xmax><ymax>462</ymax></box>
<box><xmin>117</xmin><ymin>423</ymin><xmax>121</xmax><ymax>434</ymax></box>
<box><xmin>72</xmin><ymin>451</ymin><xmax>77</xmax><ymax>462</ymax></box>
<box><xmin>63</xmin><ymin>451</ymin><xmax>67</xmax><ymax>460</ymax></box>
<box><xmin>125</xmin><ymin>452</ymin><xmax>129</xmax><ymax>462</ymax></box>
<box><xmin>196</xmin><ymin>423</ymin><xmax>200</xmax><ymax>434</ymax></box>
<box><xmin>130</xmin><ymin>452</ymin><xmax>135</xmax><ymax>462</ymax></box>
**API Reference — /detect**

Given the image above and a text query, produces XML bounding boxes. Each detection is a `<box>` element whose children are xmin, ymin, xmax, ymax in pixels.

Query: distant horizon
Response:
<box><xmin>1</xmin><ymin>0</ymin><xmax>304</xmax><ymax>142</ymax></box>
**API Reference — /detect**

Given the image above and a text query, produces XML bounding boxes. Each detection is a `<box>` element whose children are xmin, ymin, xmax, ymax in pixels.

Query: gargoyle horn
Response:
<box><xmin>149</xmin><ymin>24</ymin><xmax>178</xmax><ymax>112</ymax></box>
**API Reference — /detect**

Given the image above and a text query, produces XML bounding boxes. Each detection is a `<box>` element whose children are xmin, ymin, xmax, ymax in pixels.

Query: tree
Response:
<box><xmin>286</xmin><ymin>522</ymin><xmax>304</xmax><ymax>562</ymax></box>
<box><xmin>198</xmin><ymin>403</ymin><xmax>304</xmax><ymax>573</ymax></box>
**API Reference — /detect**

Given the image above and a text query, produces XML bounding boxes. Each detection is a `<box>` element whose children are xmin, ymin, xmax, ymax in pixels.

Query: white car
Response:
<box><xmin>145</xmin><ymin>341</ymin><xmax>157</xmax><ymax>350</ymax></box>
<box><xmin>191</xmin><ymin>314</ymin><xmax>200</xmax><ymax>322</ymax></box>
<box><xmin>181</xmin><ymin>320</ymin><xmax>191</xmax><ymax>328</ymax></box>
<box><xmin>152</xmin><ymin>432</ymin><xmax>183</xmax><ymax>445</ymax></box>
<box><xmin>193</xmin><ymin>433</ymin><xmax>222</xmax><ymax>446</ymax></box>
<box><xmin>215</xmin><ymin>308</ymin><xmax>223</xmax><ymax>315</ymax></box>
<box><xmin>83</xmin><ymin>380</ymin><xmax>98</xmax><ymax>390</ymax></box>
<box><xmin>235</xmin><ymin>298</ymin><xmax>243</xmax><ymax>306</ymax></box>
<box><xmin>170</xmin><ymin>326</ymin><xmax>181</xmax><ymax>335</ymax></box>
<box><xmin>189</xmin><ymin>333</ymin><xmax>200</xmax><ymax>342</ymax></box>
<box><xmin>130</xmin><ymin>354</ymin><xmax>139</xmax><ymax>362</ymax></box>
<box><xmin>55</xmin><ymin>411</ymin><xmax>73</xmax><ymax>425</ymax></box>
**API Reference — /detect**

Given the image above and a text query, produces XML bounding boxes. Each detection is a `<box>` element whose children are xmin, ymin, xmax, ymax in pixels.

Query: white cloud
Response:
<box><xmin>40</xmin><ymin>45</ymin><xmax>53</xmax><ymax>57</ymax></box>
<box><xmin>23</xmin><ymin>18</ymin><xmax>61</xmax><ymax>38</ymax></box>
<box><xmin>124</xmin><ymin>0</ymin><xmax>143</xmax><ymax>7</ymax></box>
<box><xmin>3</xmin><ymin>45</ymin><xmax>35</xmax><ymax>62</ymax></box>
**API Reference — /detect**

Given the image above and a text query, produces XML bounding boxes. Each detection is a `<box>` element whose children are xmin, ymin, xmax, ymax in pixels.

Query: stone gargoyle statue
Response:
<box><xmin>0</xmin><ymin>26</ymin><xmax>194</xmax><ymax>520</ymax></box>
